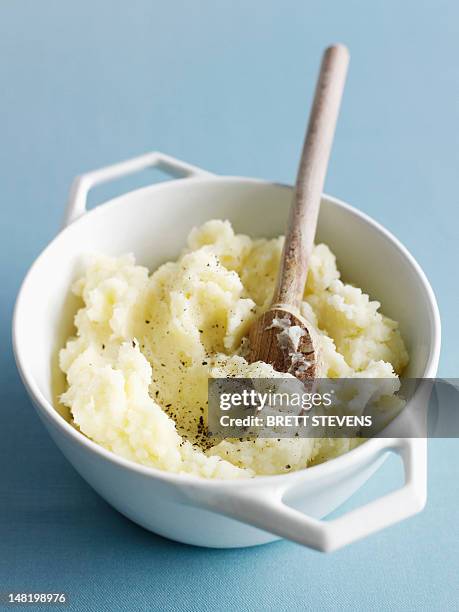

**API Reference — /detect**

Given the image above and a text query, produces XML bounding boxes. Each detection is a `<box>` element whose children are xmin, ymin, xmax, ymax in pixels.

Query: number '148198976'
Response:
<box><xmin>7</xmin><ymin>593</ymin><xmax>67</xmax><ymax>604</ymax></box>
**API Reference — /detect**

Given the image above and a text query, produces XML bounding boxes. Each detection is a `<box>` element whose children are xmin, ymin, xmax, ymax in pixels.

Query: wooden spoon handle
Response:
<box><xmin>272</xmin><ymin>44</ymin><xmax>349</xmax><ymax>309</ymax></box>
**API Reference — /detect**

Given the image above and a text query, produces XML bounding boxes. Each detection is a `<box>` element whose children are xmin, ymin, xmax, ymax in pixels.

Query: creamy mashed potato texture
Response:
<box><xmin>59</xmin><ymin>220</ymin><xmax>408</xmax><ymax>478</ymax></box>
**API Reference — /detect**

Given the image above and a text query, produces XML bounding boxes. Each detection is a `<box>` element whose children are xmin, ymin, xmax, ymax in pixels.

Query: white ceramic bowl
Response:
<box><xmin>13</xmin><ymin>152</ymin><xmax>441</xmax><ymax>552</ymax></box>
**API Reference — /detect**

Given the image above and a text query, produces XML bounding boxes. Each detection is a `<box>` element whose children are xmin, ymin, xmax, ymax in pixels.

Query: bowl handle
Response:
<box><xmin>63</xmin><ymin>152</ymin><xmax>214</xmax><ymax>227</ymax></box>
<box><xmin>204</xmin><ymin>438</ymin><xmax>426</xmax><ymax>552</ymax></box>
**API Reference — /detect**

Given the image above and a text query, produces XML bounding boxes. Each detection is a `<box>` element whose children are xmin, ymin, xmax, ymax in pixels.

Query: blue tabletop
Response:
<box><xmin>1</xmin><ymin>1</ymin><xmax>458</xmax><ymax>610</ymax></box>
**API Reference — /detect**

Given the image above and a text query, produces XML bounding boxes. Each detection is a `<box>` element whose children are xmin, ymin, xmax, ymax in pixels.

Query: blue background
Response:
<box><xmin>1</xmin><ymin>1</ymin><xmax>458</xmax><ymax>610</ymax></box>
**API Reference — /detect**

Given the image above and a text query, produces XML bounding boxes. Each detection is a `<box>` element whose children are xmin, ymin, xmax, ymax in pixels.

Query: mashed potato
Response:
<box><xmin>59</xmin><ymin>220</ymin><xmax>408</xmax><ymax>478</ymax></box>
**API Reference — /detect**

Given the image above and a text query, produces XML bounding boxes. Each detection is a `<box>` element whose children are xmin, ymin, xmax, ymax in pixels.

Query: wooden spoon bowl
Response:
<box><xmin>248</xmin><ymin>307</ymin><xmax>319</xmax><ymax>381</ymax></box>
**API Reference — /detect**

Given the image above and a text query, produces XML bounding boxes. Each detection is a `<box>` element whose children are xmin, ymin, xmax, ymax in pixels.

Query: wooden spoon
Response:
<box><xmin>248</xmin><ymin>44</ymin><xmax>349</xmax><ymax>381</ymax></box>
